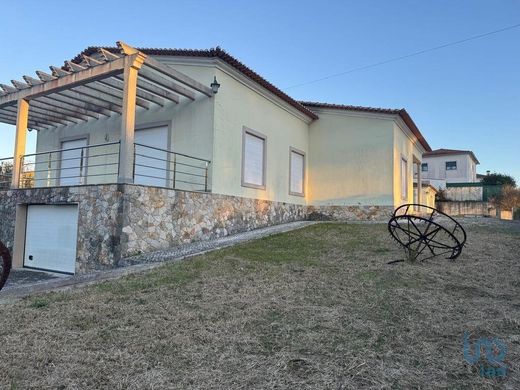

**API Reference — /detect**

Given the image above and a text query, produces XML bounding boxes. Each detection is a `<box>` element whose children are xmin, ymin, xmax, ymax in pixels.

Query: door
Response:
<box><xmin>59</xmin><ymin>138</ymin><xmax>87</xmax><ymax>186</ymax></box>
<box><xmin>134</xmin><ymin>126</ymin><xmax>169</xmax><ymax>187</ymax></box>
<box><xmin>24</xmin><ymin>205</ymin><xmax>78</xmax><ymax>274</ymax></box>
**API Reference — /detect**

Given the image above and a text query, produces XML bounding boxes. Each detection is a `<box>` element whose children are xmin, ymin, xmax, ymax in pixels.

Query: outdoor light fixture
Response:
<box><xmin>210</xmin><ymin>76</ymin><xmax>220</xmax><ymax>94</ymax></box>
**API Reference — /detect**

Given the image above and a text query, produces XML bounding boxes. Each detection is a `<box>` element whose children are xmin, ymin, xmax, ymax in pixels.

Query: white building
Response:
<box><xmin>421</xmin><ymin>148</ymin><xmax>479</xmax><ymax>187</ymax></box>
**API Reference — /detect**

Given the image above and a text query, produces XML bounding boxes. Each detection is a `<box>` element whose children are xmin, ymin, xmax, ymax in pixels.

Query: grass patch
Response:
<box><xmin>0</xmin><ymin>220</ymin><xmax>519</xmax><ymax>389</ymax></box>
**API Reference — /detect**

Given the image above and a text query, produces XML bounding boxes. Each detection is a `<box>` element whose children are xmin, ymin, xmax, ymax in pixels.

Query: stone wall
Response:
<box><xmin>0</xmin><ymin>185</ymin><xmax>306</xmax><ymax>273</ymax></box>
<box><xmin>436</xmin><ymin>201</ymin><xmax>496</xmax><ymax>217</ymax></box>
<box><xmin>120</xmin><ymin>185</ymin><xmax>307</xmax><ymax>257</ymax></box>
<box><xmin>0</xmin><ymin>184</ymin><xmax>399</xmax><ymax>274</ymax></box>
<box><xmin>306</xmin><ymin>205</ymin><xmax>394</xmax><ymax>221</ymax></box>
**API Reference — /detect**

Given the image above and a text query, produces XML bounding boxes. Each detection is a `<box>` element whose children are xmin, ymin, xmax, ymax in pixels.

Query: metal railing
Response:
<box><xmin>19</xmin><ymin>141</ymin><xmax>120</xmax><ymax>189</ymax></box>
<box><xmin>134</xmin><ymin>143</ymin><xmax>210</xmax><ymax>192</ymax></box>
<box><xmin>0</xmin><ymin>157</ymin><xmax>13</xmax><ymax>190</ymax></box>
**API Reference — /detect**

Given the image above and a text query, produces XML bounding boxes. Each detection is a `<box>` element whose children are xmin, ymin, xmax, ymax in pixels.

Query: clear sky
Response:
<box><xmin>1</xmin><ymin>0</ymin><xmax>519</xmax><ymax>181</ymax></box>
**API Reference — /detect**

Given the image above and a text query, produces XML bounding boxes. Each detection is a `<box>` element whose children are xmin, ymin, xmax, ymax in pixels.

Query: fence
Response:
<box><xmin>134</xmin><ymin>143</ymin><xmax>210</xmax><ymax>192</ymax></box>
<box><xmin>0</xmin><ymin>157</ymin><xmax>13</xmax><ymax>190</ymax></box>
<box><xmin>19</xmin><ymin>141</ymin><xmax>120</xmax><ymax>188</ymax></box>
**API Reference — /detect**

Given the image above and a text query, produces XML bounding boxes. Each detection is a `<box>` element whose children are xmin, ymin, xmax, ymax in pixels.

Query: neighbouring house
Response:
<box><xmin>0</xmin><ymin>42</ymin><xmax>431</xmax><ymax>275</ymax></box>
<box><xmin>421</xmin><ymin>148</ymin><xmax>480</xmax><ymax>188</ymax></box>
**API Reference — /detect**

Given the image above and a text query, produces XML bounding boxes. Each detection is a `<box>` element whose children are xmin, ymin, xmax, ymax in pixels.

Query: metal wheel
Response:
<box><xmin>0</xmin><ymin>240</ymin><xmax>12</xmax><ymax>291</ymax></box>
<box><xmin>388</xmin><ymin>204</ymin><xmax>466</xmax><ymax>262</ymax></box>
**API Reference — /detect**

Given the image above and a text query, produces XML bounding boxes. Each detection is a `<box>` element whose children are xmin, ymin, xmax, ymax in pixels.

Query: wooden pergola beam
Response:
<box><xmin>113</xmin><ymin>75</ymin><xmax>179</xmax><ymax>104</ymax></box>
<box><xmin>81</xmin><ymin>82</ymin><xmax>150</xmax><ymax>109</ymax></box>
<box><xmin>0</xmin><ymin>109</ymin><xmax>54</xmax><ymax>128</ymax></box>
<box><xmin>29</xmin><ymin>100</ymin><xmax>90</xmax><ymax>122</ymax></box>
<box><xmin>0</xmin><ymin>113</ymin><xmax>47</xmax><ymax>130</ymax></box>
<box><xmin>56</xmin><ymin>90</ymin><xmax>122</xmax><ymax>114</ymax></box>
<box><xmin>97</xmin><ymin>78</ymin><xmax>165</xmax><ymax>106</ymax></box>
<box><xmin>32</xmin><ymin>96</ymin><xmax>100</xmax><ymax>120</ymax></box>
<box><xmin>43</xmin><ymin>93</ymin><xmax>111</xmax><ymax>117</ymax></box>
<box><xmin>138</xmin><ymin>67</ymin><xmax>196</xmax><ymax>100</ymax></box>
<box><xmin>4</xmin><ymin>106</ymin><xmax>73</xmax><ymax>126</ymax></box>
<box><xmin>0</xmin><ymin>55</ymin><xmax>131</xmax><ymax>108</ymax></box>
<box><xmin>143</xmin><ymin>57</ymin><xmax>213</xmax><ymax>97</ymax></box>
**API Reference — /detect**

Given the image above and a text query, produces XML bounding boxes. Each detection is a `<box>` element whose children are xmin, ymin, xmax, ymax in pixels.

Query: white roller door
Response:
<box><xmin>134</xmin><ymin>126</ymin><xmax>169</xmax><ymax>187</ymax></box>
<box><xmin>24</xmin><ymin>205</ymin><xmax>78</xmax><ymax>274</ymax></box>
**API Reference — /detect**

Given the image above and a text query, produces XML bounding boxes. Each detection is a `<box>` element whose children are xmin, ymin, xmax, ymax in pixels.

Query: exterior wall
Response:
<box><xmin>210</xmin><ymin>66</ymin><xmax>310</xmax><ymax>205</ymax></box>
<box><xmin>422</xmin><ymin>154</ymin><xmax>477</xmax><ymax>183</ymax></box>
<box><xmin>436</xmin><ymin>201</ymin><xmax>496</xmax><ymax>217</ymax></box>
<box><xmin>307</xmin><ymin>109</ymin><xmax>394</xmax><ymax>206</ymax></box>
<box><xmin>445</xmin><ymin>185</ymin><xmax>483</xmax><ymax>201</ymax></box>
<box><xmin>392</xmin><ymin>122</ymin><xmax>425</xmax><ymax>208</ymax></box>
<box><xmin>0</xmin><ymin>184</ymin><xmax>307</xmax><ymax>274</ymax></box>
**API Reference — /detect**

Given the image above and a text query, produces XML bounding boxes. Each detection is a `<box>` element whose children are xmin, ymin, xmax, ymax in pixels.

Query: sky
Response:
<box><xmin>0</xmin><ymin>0</ymin><xmax>519</xmax><ymax>182</ymax></box>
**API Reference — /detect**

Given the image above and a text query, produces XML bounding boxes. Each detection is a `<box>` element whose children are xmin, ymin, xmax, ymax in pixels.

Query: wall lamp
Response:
<box><xmin>210</xmin><ymin>76</ymin><xmax>220</xmax><ymax>94</ymax></box>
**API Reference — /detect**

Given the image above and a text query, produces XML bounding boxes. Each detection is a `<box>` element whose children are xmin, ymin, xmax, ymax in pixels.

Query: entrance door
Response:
<box><xmin>59</xmin><ymin>138</ymin><xmax>87</xmax><ymax>186</ymax></box>
<box><xmin>134</xmin><ymin>126</ymin><xmax>169</xmax><ymax>187</ymax></box>
<box><xmin>24</xmin><ymin>205</ymin><xmax>78</xmax><ymax>274</ymax></box>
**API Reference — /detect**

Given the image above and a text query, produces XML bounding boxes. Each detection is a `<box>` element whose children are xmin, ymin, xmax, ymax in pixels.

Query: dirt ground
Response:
<box><xmin>0</xmin><ymin>218</ymin><xmax>518</xmax><ymax>389</ymax></box>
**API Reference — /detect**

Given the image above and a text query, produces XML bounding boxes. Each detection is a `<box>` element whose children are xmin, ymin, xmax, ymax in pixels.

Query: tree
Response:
<box><xmin>481</xmin><ymin>173</ymin><xmax>517</xmax><ymax>187</ymax></box>
<box><xmin>490</xmin><ymin>185</ymin><xmax>520</xmax><ymax>211</ymax></box>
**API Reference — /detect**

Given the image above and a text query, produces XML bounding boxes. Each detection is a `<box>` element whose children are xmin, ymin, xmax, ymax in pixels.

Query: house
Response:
<box><xmin>421</xmin><ymin>148</ymin><xmax>480</xmax><ymax>187</ymax></box>
<box><xmin>0</xmin><ymin>42</ymin><xmax>431</xmax><ymax>275</ymax></box>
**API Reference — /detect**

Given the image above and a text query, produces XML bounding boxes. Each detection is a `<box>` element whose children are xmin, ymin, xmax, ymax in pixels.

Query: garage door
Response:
<box><xmin>24</xmin><ymin>205</ymin><xmax>78</xmax><ymax>274</ymax></box>
<box><xmin>134</xmin><ymin>126</ymin><xmax>169</xmax><ymax>187</ymax></box>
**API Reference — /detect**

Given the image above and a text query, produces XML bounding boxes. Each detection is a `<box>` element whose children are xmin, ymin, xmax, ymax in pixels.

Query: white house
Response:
<box><xmin>0</xmin><ymin>42</ymin><xmax>431</xmax><ymax>275</ymax></box>
<box><xmin>421</xmin><ymin>148</ymin><xmax>479</xmax><ymax>187</ymax></box>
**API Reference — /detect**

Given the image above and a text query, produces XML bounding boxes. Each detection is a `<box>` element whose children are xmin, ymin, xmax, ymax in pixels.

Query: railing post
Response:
<box><xmin>172</xmin><ymin>154</ymin><xmax>177</xmax><ymax>189</ymax></box>
<box><xmin>204</xmin><ymin>161</ymin><xmax>209</xmax><ymax>192</ymax></box>
<box><xmin>46</xmin><ymin>152</ymin><xmax>52</xmax><ymax>187</ymax></box>
<box><xmin>79</xmin><ymin>147</ymin><xmax>85</xmax><ymax>185</ymax></box>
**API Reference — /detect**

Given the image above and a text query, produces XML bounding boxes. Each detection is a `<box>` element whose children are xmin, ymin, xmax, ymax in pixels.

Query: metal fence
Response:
<box><xmin>0</xmin><ymin>157</ymin><xmax>13</xmax><ymax>190</ymax></box>
<box><xmin>19</xmin><ymin>141</ymin><xmax>120</xmax><ymax>188</ymax></box>
<box><xmin>134</xmin><ymin>143</ymin><xmax>210</xmax><ymax>192</ymax></box>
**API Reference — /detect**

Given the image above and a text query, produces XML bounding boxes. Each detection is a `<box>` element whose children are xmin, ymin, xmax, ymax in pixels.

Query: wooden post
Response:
<box><xmin>117</xmin><ymin>54</ymin><xmax>146</xmax><ymax>184</ymax></box>
<box><xmin>417</xmin><ymin>162</ymin><xmax>422</xmax><ymax>206</ymax></box>
<box><xmin>11</xmin><ymin>99</ymin><xmax>29</xmax><ymax>188</ymax></box>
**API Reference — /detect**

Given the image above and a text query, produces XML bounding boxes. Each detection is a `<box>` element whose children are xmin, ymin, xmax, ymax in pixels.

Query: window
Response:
<box><xmin>421</xmin><ymin>163</ymin><xmax>428</xmax><ymax>172</ymax></box>
<box><xmin>242</xmin><ymin>128</ymin><xmax>266</xmax><ymax>189</ymax></box>
<box><xmin>401</xmin><ymin>158</ymin><xmax>408</xmax><ymax>199</ymax></box>
<box><xmin>289</xmin><ymin>148</ymin><xmax>305</xmax><ymax>196</ymax></box>
<box><xmin>446</xmin><ymin>161</ymin><xmax>457</xmax><ymax>171</ymax></box>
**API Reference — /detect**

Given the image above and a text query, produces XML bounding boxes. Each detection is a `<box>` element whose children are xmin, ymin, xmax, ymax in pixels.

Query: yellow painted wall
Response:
<box><xmin>210</xmin><ymin>67</ymin><xmax>310</xmax><ymax>205</ymax></box>
<box><xmin>307</xmin><ymin>109</ymin><xmax>394</xmax><ymax>206</ymax></box>
<box><xmin>392</xmin><ymin>122</ymin><xmax>426</xmax><ymax>208</ymax></box>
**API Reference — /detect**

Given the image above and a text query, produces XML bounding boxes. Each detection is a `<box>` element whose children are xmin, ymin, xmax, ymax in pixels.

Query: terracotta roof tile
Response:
<box><xmin>72</xmin><ymin>46</ymin><xmax>319</xmax><ymax>120</ymax></box>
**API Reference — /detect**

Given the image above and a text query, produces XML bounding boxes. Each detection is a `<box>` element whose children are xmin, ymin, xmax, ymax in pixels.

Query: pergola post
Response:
<box><xmin>416</xmin><ymin>161</ymin><xmax>422</xmax><ymax>206</ymax></box>
<box><xmin>117</xmin><ymin>54</ymin><xmax>146</xmax><ymax>184</ymax></box>
<box><xmin>11</xmin><ymin>98</ymin><xmax>29</xmax><ymax>188</ymax></box>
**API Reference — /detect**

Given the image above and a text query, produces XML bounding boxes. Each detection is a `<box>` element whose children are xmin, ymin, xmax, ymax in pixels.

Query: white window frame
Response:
<box><xmin>289</xmin><ymin>147</ymin><xmax>305</xmax><ymax>197</ymax></box>
<box><xmin>401</xmin><ymin>157</ymin><xmax>408</xmax><ymax>200</ymax></box>
<box><xmin>241</xmin><ymin>127</ymin><xmax>266</xmax><ymax>190</ymax></box>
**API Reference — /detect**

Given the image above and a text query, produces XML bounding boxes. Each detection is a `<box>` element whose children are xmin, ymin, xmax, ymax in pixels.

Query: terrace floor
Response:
<box><xmin>0</xmin><ymin>218</ymin><xmax>519</xmax><ymax>389</ymax></box>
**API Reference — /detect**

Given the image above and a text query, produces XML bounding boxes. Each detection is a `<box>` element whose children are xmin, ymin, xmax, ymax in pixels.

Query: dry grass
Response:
<box><xmin>0</xmin><ymin>220</ymin><xmax>519</xmax><ymax>389</ymax></box>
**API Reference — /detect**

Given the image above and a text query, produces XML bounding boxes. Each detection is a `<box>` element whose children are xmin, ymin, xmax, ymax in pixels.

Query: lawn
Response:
<box><xmin>0</xmin><ymin>220</ymin><xmax>519</xmax><ymax>389</ymax></box>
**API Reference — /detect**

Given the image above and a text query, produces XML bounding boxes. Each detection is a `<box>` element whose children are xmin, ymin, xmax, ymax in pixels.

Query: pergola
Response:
<box><xmin>0</xmin><ymin>41</ymin><xmax>214</xmax><ymax>188</ymax></box>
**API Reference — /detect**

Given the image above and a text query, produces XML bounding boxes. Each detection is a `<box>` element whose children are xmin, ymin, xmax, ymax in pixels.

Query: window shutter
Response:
<box><xmin>244</xmin><ymin>132</ymin><xmax>264</xmax><ymax>186</ymax></box>
<box><xmin>290</xmin><ymin>151</ymin><xmax>304</xmax><ymax>194</ymax></box>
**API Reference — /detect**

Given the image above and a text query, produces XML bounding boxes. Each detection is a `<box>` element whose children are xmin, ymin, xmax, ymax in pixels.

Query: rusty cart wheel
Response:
<box><xmin>0</xmin><ymin>240</ymin><xmax>12</xmax><ymax>291</ymax></box>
